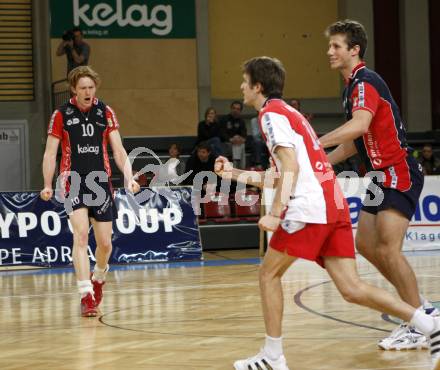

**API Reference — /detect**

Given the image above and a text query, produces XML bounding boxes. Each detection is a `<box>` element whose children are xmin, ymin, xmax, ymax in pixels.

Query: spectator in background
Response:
<box><xmin>220</xmin><ymin>101</ymin><xmax>247</xmax><ymax>169</ymax></box>
<box><xmin>134</xmin><ymin>144</ymin><xmax>185</xmax><ymax>186</ymax></box>
<box><xmin>331</xmin><ymin>153</ymin><xmax>363</xmax><ymax>176</ymax></box>
<box><xmin>167</xmin><ymin>143</ymin><xmax>186</xmax><ymax>177</ymax></box>
<box><xmin>56</xmin><ymin>27</ymin><xmax>91</xmax><ymax>76</ymax></box>
<box><xmin>149</xmin><ymin>143</ymin><xmax>186</xmax><ymax>184</ymax></box>
<box><xmin>185</xmin><ymin>142</ymin><xmax>219</xmax><ymax>191</ymax></box>
<box><xmin>249</xmin><ymin>116</ymin><xmax>268</xmax><ymax>169</ymax></box>
<box><xmin>418</xmin><ymin>144</ymin><xmax>440</xmax><ymax>175</ymax></box>
<box><xmin>287</xmin><ymin>98</ymin><xmax>314</xmax><ymax>123</ymax></box>
<box><xmin>197</xmin><ymin>107</ymin><xmax>224</xmax><ymax>156</ymax></box>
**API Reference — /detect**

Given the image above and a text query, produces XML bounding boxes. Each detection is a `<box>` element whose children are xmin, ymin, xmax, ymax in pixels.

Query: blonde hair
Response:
<box><xmin>68</xmin><ymin>65</ymin><xmax>100</xmax><ymax>89</ymax></box>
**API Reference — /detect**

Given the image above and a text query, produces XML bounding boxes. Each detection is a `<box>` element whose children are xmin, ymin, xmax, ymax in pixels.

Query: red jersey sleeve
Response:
<box><xmin>105</xmin><ymin>105</ymin><xmax>120</xmax><ymax>132</ymax></box>
<box><xmin>351</xmin><ymin>81</ymin><xmax>380</xmax><ymax>116</ymax></box>
<box><xmin>47</xmin><ymin>110</ymin><xmax>63</xmax><ymax>139</ymax></box>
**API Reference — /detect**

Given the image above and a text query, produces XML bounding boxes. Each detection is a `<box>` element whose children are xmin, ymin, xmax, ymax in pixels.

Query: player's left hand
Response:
<box><xmin>214</xmin><ymin>156</ymin><xmax>233</xmax><ymax>178</ymax></box>
<box><xmin>258</xmin><ymin>214</ymin><xmax>280</xmax><ymax>232</ymax></box>
<box><xmin>128</xmin><ymin>179</ymin><xmax>140</xmax><ymax>194</ymax></box>
<box><xmin>40</xmin><ymin>187</ymin><xmax>53</xmax><ymax>201</ymax></box>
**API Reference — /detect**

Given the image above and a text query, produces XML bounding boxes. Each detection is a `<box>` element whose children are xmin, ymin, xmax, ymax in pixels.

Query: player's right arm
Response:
<box><xmin>214</xmin><ymin>156</ymin><xmax>277</xmax><ymax>189</ymax></box>
<box><xmin>258</xmin><ymin>146</ymin><xmax>298</xmax><ymax>232</ymax></box>
<box><xmin>41</xmin><ymin>135</ymin><xmax>60</xmax><ymax>200</ymax></box>
<box><xmin>326</xmin><ymin>141</ymin><xmax>358</xmax><ymax>165</ymax></box>
<box><xmin>319</xmin><ymin>82</ymin><xmax>380</xmax><ymax>149</ymax></box>
<box><xmin>56</xmin><ymin>40</ymin><xmax>72</xmax><ymax>56</ymax></box>
<box><xmin>41</xmin><ymin>110</ymin><xmax>63</xmax><ymax>201</ymax></box>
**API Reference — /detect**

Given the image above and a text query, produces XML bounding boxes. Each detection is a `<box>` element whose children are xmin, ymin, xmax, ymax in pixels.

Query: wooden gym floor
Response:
<box><xmin>0</xmin><ymin>249</ymin><xmax>439</xmax><ymax>370</ymax></box>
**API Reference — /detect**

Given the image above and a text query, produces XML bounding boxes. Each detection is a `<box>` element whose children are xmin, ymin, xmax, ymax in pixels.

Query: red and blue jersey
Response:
<box><xmin>47</xmin><ymin>97</ymin><xmax>119</xmax><ymax>193</ymax></box>
<box><xmin>344</xmin><ymin>62</ymin><xmax>413</xmax><ymax>191</ymax></box>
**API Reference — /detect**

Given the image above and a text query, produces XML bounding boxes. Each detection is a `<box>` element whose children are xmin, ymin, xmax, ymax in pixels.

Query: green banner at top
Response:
<box><xmin>50</xmin><ymin>0</ymin><xmax>196</xmax><ymax>38</ymax></box>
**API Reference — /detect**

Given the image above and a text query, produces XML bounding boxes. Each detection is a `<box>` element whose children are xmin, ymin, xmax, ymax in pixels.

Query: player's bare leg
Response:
<box><xmin>357</xmin><ymin>210</ymin><xmax>420</xmax><ymax>306</ymax></box>
<box><xmin>70</xmin><ymin>208</ymin><xmax>97</xmax><ymax>317</ymax></box>
<box><xmin>260</xmin><ymin>247</ymin><xmax>297</xmax><ymax>337</ymax></box>
<box><xmin>234</xmin><ymin>248</ymin><xmax>296</xmax><ymax>370</ymax></box>
<box><xmin>90</xmin><ymin>218</ymin><xmax>112</xmax><ymax>306</ymax></box>
<box><xmin>325</xmin><ymin>256</ymin><xmax>415</xmax><ymax>319</ymax></box>
<box><xmin>355</xmin><ymin>211</ymin><xmax>381</xmax><ymax>269</ymax></box>
<box><xmin>70</xmin><ymin>208</ymin><xmax>91</xmax><ymax>280</ymax></box>
<box><xmin>356</xmin><ymin>210</ymin><xmax>430</xmax><ymax>349</ymax></box>
<box><xmin>91</xmin><ymin>218</ymin><xmax>112</xmax><ymax>270</ymax></box>
<box><xmin>375</xmin><ymin>209</ymin><xmax>420</xmax><ymax>306</ymax></box>
<box><xmin>325</xmin><ymin>256</ymin><xmax>440</xmax><ymax>368</ymax></box>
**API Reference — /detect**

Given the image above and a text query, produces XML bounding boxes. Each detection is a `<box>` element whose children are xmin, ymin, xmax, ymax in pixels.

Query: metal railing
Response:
<box><xmin>51</xmin><ymin>79</ymin><xmax>70</xmax><ymax>111</ymax></box>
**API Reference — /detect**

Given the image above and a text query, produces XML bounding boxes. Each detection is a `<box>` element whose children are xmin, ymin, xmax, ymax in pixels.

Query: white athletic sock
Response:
<box><xmin>264</xmin><ymin>335</ymin><xmax>283</xmax><ymax>360</ymax></box>
<box><xmin>410</xmin><ymin>308</ymin><xmax>435</xmax><ymax>336</ymax></box>
<box><xmin>93</xmin><ymin>264</ymin><xmax>109</xmax><ymax>282</ymax></box>
<box><xmin>77</xmin><ymin>280</ymin><xmax>93</xmax><ymax>298</ymax></box>
<box><xmin>419</xmin><ymin>294</ymin><xmax>438</xmax><ymax>316</ymax></box>
<box><xmin>419</xmin><ymin>294</ymin><xmax>433</xmax><ymax>308</ymax></box>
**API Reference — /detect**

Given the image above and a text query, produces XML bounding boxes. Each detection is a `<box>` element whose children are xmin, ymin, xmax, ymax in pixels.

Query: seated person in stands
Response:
<box><xmin>331</xmin><ymin>154</ymin><xmax>363</xmax><ymax>176</ymax></box>
<box><xmin>287</xmin><ymin>98</ymin><xmax>314</xmax><ymax>123</ymax></box>
<box><xmin>418</xmin><ymin>143</ymin><xmax>440</xmax><ymax>175</ymax></box>
<box><xmin>219</xmin><ymin>101</ymin><xmax>247</xmax><ymax>169</ymax></box>
<box><xmin>167</xmin><ymin>143</ymin><xmax>186</xmax><ymax>177</ymax></box>
<box><xmin>185</xmin><ymin>142</ymin><xmax>219</xmax><ymax>192</ymax></box>
<box><xmin>249</xmin><ymin>116</ymin><xmax>269</xmax><ymax>169</ymax></box>
<box><xmin>197</xmin><ymin>107</ymin><xmax>224</xmax><ymax>156</ymax></box>
<box><xmin>137</xmin><ymin>144</ymin><xmax>186</xmax><ymax>186</ymax></box>
<box><xmin>150</xmin><ymin>143</ymin><xmax>186</xmax><ymax>184</ymax></box>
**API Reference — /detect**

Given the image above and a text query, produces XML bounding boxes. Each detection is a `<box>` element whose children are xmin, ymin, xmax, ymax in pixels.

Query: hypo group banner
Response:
<box><xmin>264</xmin><ymin>176</ymin><xmax>440</xmax><ymax>251</ymax></box>
<box><xmin>0</xmin><ymin>187</ymin><xmax>201</xmax><ymax>267</ymax></box>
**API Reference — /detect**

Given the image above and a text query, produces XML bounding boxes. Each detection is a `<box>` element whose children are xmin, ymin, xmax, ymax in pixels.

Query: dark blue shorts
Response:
<box><xmin>361</xmin><ymin>156</ymin><xmax>424</xmax><ymax>220</ymax></box>
<box><xmin>67</xmin><ymin>176</ymin><xmax>117</xmax><ymax>222</ymax></box>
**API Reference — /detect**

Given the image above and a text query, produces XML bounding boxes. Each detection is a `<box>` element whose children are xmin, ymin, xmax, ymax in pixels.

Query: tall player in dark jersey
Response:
<box><xmin>320</xmin><ymin>20</ymin><xmax>437</xmax><ymax>350</ymax></box>
<box><xmin>40</xmin><ymin>66</ymin><xmax>140</xmax><ymax>317</ymax></box>
<box><xmin>214</xmin><ymin>56</ymin><xmax>440</xmax><ymax>370</ymax></box>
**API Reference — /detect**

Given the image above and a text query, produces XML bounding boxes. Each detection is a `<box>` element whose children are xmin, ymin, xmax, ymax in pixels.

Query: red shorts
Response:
<box><xmin>269</xmin><ymin>221</ymin><xmax>355</xmax><ymax>267</ymax></box>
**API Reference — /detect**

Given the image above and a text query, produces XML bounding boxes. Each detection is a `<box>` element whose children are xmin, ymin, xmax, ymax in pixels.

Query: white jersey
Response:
<box><xmin>259</xmin><ymin>99</ymin><xmax>348</xmax><ymax>224</ymax></box>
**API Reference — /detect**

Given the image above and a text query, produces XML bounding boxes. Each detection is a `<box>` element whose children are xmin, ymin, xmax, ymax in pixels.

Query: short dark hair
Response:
<box><xmin>325</xmin><ymin>19</ymin><xmax>368</xmax><ymax>59</ymax></box>
<box><xmin>242</xmin><ymin>56</ymin><xmax>285</xmax><ymax>97</ymax></box>
<box><xmin>72</xmin><ymin>26</ymin><xmax>83</xmax><ymax>34</ymax></box>
<box><xmin>169</xmin><ymin>143</ymin><xmax>181</xmax><ymax>153</ymax></box>
<box><xmin>288</xmin><ymin>98</ymin><xmax>301</xmax><ymax>109</ymax></box>
<box><xmin>204</xmin><ymin>106</ymin><xmax>216</xmax><ymax>120</ymax></box>
<box><xmin>230</xmin><ymin>100</ymin><xmax>243</xmax><ymax>110</ymax></box>
<box><xmin>196</xmin><ymin>141</ymin><xmax>211</xmax><ymax>152</ymax></box>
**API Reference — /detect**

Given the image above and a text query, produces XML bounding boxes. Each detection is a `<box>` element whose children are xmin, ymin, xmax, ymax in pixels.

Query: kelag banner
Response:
<box><xmin>50</xmin><ymin>0</ymin><xmax>196</xmax><ymax>38</ymax></box>
<box><xmin>341</xmin><ymin>175</ymin><xmax>440</xmax><ymax>251</ymax></box>
<box><xmin>264</xmin><ymin>176</ymin><xmax>440</xmax><ymax>251</ymax></box>
<box><xmin>0</xmin><ymin>187</ymin><xmax>201</xmax><ymax>267</ymax></box>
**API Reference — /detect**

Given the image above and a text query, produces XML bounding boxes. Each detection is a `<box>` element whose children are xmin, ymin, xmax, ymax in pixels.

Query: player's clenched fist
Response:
<box><xmin>128</xmin><ymin>179</ymin><xmax>140</xmax><ymax>194</ymax></box>
<box><xmin>258</xmin><ymin>214</ymin><xmax>281</xmax><ymax>232</ymax></box>
<box><xmin>40</xmin><ymin>187</ymin><xmax>53</xmax><ymax>201</ymax></box>
<box><xmin>214</xmin><ymin>156</ymin><xmax>233</xmax><ymax>178</ymax></box>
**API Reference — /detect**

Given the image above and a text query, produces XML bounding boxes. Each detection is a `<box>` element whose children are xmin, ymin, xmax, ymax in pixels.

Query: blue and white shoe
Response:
<box><xmin>378</xmin><ymin>323</ymin><xmax>428</xmax><ymax>350</ymax></box>
<box><xmin>379</xmin><ymin>306</ymin><xmax>439</xmax><ymax>351</ymax></box>
<box><xmin>234</xmin><ymin>349</ymin><xmax>290</xmax><ymax>370</ymax></box>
